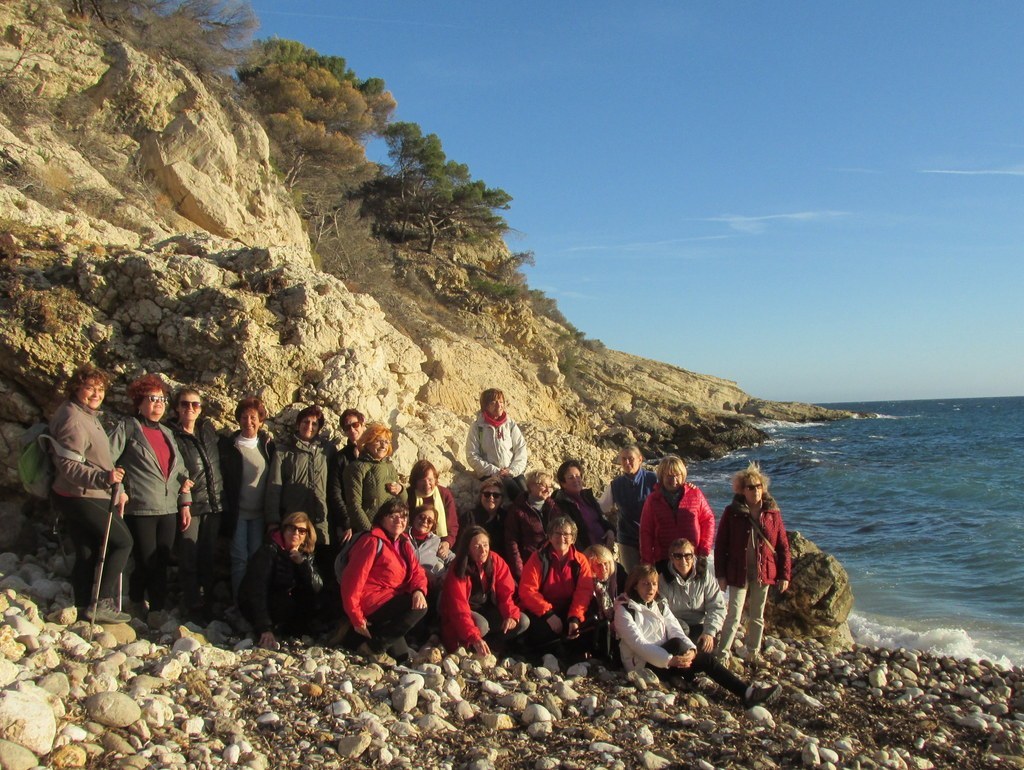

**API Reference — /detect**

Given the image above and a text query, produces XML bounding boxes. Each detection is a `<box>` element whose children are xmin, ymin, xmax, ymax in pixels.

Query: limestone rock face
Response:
<box><xmin>766</xmin><ymin>531</ymin><xmax>855</xmax><ymax>648</ymax></box>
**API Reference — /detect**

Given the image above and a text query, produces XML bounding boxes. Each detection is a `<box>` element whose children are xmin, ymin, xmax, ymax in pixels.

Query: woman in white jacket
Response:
<box><xmin>614</xmin><ymin>564</ymin><xmax>781</xmax><ymax>708</ymax></box>
<box><xmin>466</xmin><ymin>388</ymin><xmax>528</xmax><ymax>501</ymax></box>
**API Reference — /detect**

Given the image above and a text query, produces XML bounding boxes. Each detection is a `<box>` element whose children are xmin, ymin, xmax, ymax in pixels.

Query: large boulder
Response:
<box><xmin>766</xmin><ymin>531</ymin><xmax>854</xmax><ymax>648</ymax></box>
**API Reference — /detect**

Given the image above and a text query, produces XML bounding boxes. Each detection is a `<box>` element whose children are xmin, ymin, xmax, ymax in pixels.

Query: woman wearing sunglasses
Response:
<box><xmin>109</xmin><ymin>373</ymin><xmax>193</xmax><ymax>617</ymax></box>
<box><xmin>460</xmin><ymin>476</ymin><xmax>507</xmax><ymax>557</ymax></box>
<box><xmin>714</xmin><ymin>462</ymin><xmax>791</xmax><ymax>665</ymax></box>
<box><xmin>238</xmin><ymin>511</ymin><xmax>322</xmax><ymax>649</ymax></box>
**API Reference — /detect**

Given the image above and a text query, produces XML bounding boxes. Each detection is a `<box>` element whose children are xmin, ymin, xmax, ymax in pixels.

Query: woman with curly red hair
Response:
<box><xmin>109</xmin><ymin>373</ymin><xmax>192</xmax><ymax>616</ymax></box>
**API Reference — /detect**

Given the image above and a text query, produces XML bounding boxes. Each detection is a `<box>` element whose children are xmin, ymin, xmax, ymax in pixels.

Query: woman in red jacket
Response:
<box><xmin>518</xmin><ymin>516</ymin><xmax>594</xmax><ymax>655</ymax></box>
<box><xmin>639</xmin><ymin>455</ymin><xmax>715</xmax><ymax>564</ymax></box>
<box><xmin>339</xmin><ymin>498</ymin><xmax>427</xmax><ymax>662</ymax></box>
<box><xmin>440</xmin><ymin>525</ymin><xmax>528</xmax><ymax>654</ymax></box>
<box><xmin>714</xmin><ymin>462</ymin><xmax>791</xmax><ymax>664</ymax></box>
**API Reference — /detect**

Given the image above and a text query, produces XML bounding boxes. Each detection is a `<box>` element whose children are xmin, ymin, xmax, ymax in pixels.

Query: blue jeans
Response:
<box><xmin>231</xmin><ymin>518</ymin><xmax>265</xmax><ymax>599</ymax></box>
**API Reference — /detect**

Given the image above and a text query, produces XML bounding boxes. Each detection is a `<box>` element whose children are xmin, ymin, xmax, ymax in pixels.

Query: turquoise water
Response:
<box><xmin>688</xmin><ymin>396</ymin><xmax>1024</xmax><ymax>666</ymax></box>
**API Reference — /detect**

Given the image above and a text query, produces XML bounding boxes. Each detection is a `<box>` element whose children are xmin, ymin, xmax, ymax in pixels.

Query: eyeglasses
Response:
<box><xmin>285</xmin><ymin>525</ymin><xmax>309</xmax><ymax>535</ymax></box>
<box><xmin>385</xmin><ymin>512</ymin><xmax>409</xmax><ymax>520</ymax></box>
<box><xmin>552</xmin><ymin>531</ymin><xmax>574</xmax><ymax>538</ymax></box>
<box><xmin>671</xmin><ymin>552</ymin><xmax>696</xmax><ymax>561</ymax></box>
<box><xmin>343</xmin><ymin>422</ymin><xmax>362</xmax><ymax>431</ymax></box>
<box><xmin>744</xmin><ymin>483</ymin><xmax>762</xmax><ymax>491</ymax></box>
<box><xmin>179</xmin><ymin>400</ymin><xmax>202</xmax><ymax>409</ymax></box>
<box><xmin>481</xmin><ymin>491</ymin><xmax>503</xmax><ymax>500</ymax></box>
<box><xmin>146</xmin><ymin>395</ymin><xmax>169</xmax><ymax>404</ymax></box>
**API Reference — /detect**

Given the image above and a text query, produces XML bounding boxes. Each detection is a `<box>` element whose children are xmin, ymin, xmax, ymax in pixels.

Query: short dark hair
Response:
<box><xmin>624</xmin><ymin>563</ymin><xmax>659</xmax><ymax>602</ymax></box>
<box><xmin>340</xmin><ymin>408</ymin><xmax>364</xmax><ymax>426</ymax></box>
<box><xmin>409</xmin><ymin>459</ymin><xmax>438</xmax><ymax>490</ymax></box>
<box><xmin>296</xmin><ymin>404</ymin><xmax>325</xmax><ymax>431</ymax></box>
<box><xmin>234</xmin><ymin>395</ymin><xmax>267</xmax><ymax>423</ymax></box>
<box><xmin>372</xmin><ymin>498</ymin><xmax>409</xmax><ymax>528</ymax></box>
<box><xmin>556</xmin><ymin>459</ymin><xmax>584</xmax><ymax>485</ymax></box>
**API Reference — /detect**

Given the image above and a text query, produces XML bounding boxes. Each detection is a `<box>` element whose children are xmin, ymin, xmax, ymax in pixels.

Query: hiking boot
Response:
<box><xmin>356</xmin><ymin>641</ymin><xmax>396</xmax><ymax>666</ymax></box>
<box><xmin>744</xmin><ymin>683</ymin><xmax>782</xmax><ymax>708</ymax></box>
<box><xmin>84</xmin><ymin>599</ymin><xmax>131</xmax><ymax>624</ymax></box>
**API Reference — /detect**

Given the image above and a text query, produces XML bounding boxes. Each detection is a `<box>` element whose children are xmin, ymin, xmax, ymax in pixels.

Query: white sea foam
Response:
<box><xmin>849</xmin><ymin>612</ymin><xmax>1022</xmax><ymax>669</ymax></box>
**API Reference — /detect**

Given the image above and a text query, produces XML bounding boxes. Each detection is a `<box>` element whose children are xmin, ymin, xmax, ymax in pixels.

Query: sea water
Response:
<box><xmin>687</xmin><ymin>396</ymin><xmax>1024</xmax><ymax>667</ymax></box>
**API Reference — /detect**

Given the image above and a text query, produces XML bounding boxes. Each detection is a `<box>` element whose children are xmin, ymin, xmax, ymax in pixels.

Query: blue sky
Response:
<box><xmin>250</xmin><ymin>1</ymin><xmax>1024</xmax><ymax>403</ymax></box>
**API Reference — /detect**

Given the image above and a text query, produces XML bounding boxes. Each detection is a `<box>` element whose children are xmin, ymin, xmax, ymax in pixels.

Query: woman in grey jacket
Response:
<box><xmin>48</xmin><ymin>364</ymin><xmax>133</xmax><ymax>623</ymax></box>
<box><xmin>109</xmin><ymin>374</ymin><xmax>192</xmax><ymax>615</ymax></box>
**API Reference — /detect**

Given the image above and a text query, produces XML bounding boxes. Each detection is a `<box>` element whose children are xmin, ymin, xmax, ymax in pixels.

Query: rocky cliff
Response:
<box><xmin>0</xmin><ymin>2</ymin><xmax>860</xmax><ymax>507</ymax></box>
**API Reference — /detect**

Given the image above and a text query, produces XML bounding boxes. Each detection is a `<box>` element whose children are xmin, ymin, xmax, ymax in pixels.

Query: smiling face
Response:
<box><xmin>527</xmin><ymin>477</ymin><xmax>553</xmax><ymax>501</ymax></box>
<box><xmin>296</xmin><ymin>414</ymin><xmax>319</xmax><ymax>442</ymax></box>
<box><xmin>74</xmin><ymin>378</ymin><xmax>106</xmax><ymax>411</ymax></box>
<box><xmin>670</xmin><ymin>545</ymin><xmax>697</xmax><ymax>578</ymax></box>
<box><xmin>479</xmin><ymin>486</ymin><xmax>503</xmax><ymax>513</ymax></box>
<box><xmin>662</xmin><ymin>467</ymin><xmax>685</xmax><ymax>492</ymax></box>
<box><xmin>561</xmin><ymin>466</ymin><xmax>584</xmax><ymax>495</ymax></box>
<box><xmin>549</xmin><ymin>525</ymin><xmax>576</xmax><ymax>556</ymax></box>
<box><xmin>619</xmin><ymin>449</ymin><xmax>642</xmax><ymax>476</ymax></box>
<box><xmin>416</xmin><ymin>469</ymin><xmax>437</xmax><ymax>497</ymax></box>
<box><xmin>411</xmin><ymin>507</ymin><xmax>436</xmax><ymax>538</ymax></box>
<box><xmin>176</xmin><ymin>391</ymin><xmax>202</xmax><ymax>429</ymax></box>
<box><xmin>238</xmin><ymin>408</ymin><xmax>263</xmax><ymax>439</ymax></box>
<box><xmin>468</xmin><ymin>533</ymin><xmax>490</xmax><ymax>566</ymax></box>
<box><xmin>590</xmin><ymin>558</ymin><xmax>614</xmax><ymax>582</ymax></box>
<box><xmin>483</xmin><ymin>394</ymin><xmax>505</xmax><ymax>419</ymax></box>
<box><xmin>341</xmin><ymin>416</ymin><xmax>364</xmax><ymax>445</ymax></box>
<box><xmin>381</xmin><ymin>507</ymin><xmax>408</xmax><ymax>539</ymax></box>
<box><xmin>138</xmin><ymin>390</ymin><xmax>167</xmax><ymax>422</ymax></box>
<box><xmin>283</xmin><ymin>522</ymin><xmax>309</xmax><ymax>552</ymax></box>
<box><xmin>367</xmin><ymin>436</ymin><xmax>390</xmax><ymax>460</ymax></box>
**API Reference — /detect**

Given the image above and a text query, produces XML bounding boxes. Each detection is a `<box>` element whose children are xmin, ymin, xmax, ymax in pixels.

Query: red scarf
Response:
<box><xmin>482</xmin><ymin>410</ymin><xmax>508</xmax><ymax>440</ymax></box>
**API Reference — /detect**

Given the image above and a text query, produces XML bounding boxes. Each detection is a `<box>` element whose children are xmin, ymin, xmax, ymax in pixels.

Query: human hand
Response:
<box><xmin>411</xmin><ymin>590</ymin><xmax>427</xmax><ymax>610</ymax></box>
<box><xmin>181</xmin><ymin>478</ymin><xmax>194</xmax><ymax>493</ymax></box>
<box><xmin>566</xmin><ymin>619</ymin><xmax>581</xmax><ymax>639</ymax></box>
<box><xmin>437</xmin><ymin>541</ymin><xmax>451</xmax><ymax>559</ymax></box>
<box><xmin>498</xmin><ymin>468</ymin><xmax>511</xmax><ymax>477</ymax></box>
<box><xmin>669</xmin><ymin>650</ymin><xmax>696</xmax><ymax>669</ymax></box>
<box><xmin>471</xmin><ymin>638</ymin><xmax>491</xmax><ymax>656</ymax></box>
<box><xmin>385</xmin><ymin>482</ymin><xmax>402</xmax><ymax>495</ymax></box>
<box><xmin>117</xmin><ymin>492</ymin><xmax>128</xmax><ymax>516</ymax></box>
<box><xmin>354</xmin><ymin>623</ymin><xmax>371</xmax><ymax>638</ymax></box>
<box><xmin>179</xmin><ymin>506</ymin><xmax>192</xmax><ymax>532</ymax></box>
<box><xmin>546</xmin><ymin>615</ymin><xmax>564</xmax><ymax>635</ymax></box>
<box><xmin>109</xmin><ymin>467</ymin><xmax>125</xmax><ymax>485</ymax></box>
<box><xmin>258</xmin><ymin>631</ymin><xmax>277</xmax><ymax>649</ymax></box>
<box><xmin>778</xmin><ymin>579</ymin><xmax>790</xmax><ymax>594</ymax></box>
<box><xmin>500</xmin><ymin>616</ymin><xmax>518</xmax><ymax>635</ymax></box>
<box><xmin>697</xmin><ymin>633</ymin><xmax>715</xmax><ymax>654</ymax></box>
<box><xmin>288</xmin><ymin>550</ymin><xmax>304</xmax><ymax>564</ymax></box>
<box><xmin>339</xmin><ymin>528</ymin><xmax>353</xmax><ymax>544</ymax></box>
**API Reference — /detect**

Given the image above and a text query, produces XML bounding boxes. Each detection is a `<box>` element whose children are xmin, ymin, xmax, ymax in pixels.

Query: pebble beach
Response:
<box><xmin>1</xmin><ymin>545</ymin><xmax>1023</xmax><ymax>770</ymax></box>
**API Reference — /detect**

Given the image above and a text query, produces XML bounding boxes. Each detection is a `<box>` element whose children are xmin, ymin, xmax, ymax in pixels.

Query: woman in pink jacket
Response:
<box><xmin>440</xmin><ymin>525</ymin><xmax>528</xmax><ymax>654</ymax></box>
<box><xmin>639</xmin><ymin>455</ymin><xmax>715</xmax><ymax>564</ymax></box>
<box><xmin>339</xmin><ymin>499</ymin><xmax>427</xmax><ymax>661</ymax></box>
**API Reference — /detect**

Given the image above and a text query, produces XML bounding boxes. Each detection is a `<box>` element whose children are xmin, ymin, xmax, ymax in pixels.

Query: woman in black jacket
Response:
<box><xmin>168</xmin><ymin>387</ymin><xmax>225</xmax><ymax>622</ymax></box>
<box><xmin>238</xmin><ymin>511</ymin><xmax>322</xmax><ymax>649</ymax></box>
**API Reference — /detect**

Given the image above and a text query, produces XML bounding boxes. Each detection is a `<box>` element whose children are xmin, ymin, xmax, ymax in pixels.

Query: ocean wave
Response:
<box><xmin>757</xmin><ymin>419</ymin><xmax>828</xmax><ymax>430</ymax></box>
<box><xmin>848</xmin><ymin>612</ymin><xmax>1022</xmax><ymax>668</ymax></box>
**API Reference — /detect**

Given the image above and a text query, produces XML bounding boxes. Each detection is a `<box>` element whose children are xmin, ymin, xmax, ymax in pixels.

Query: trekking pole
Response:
<box><xmin>87</xmin><ymin>481</ymin><xmax>121</xmax><ymax>639</ymax></box>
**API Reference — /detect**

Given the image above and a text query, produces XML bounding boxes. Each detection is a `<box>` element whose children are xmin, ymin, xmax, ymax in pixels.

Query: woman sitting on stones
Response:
<box><xmin>639</xmin><ymin>455</ymin><xmax>716</xmax><ymax>564</ymax></box>
<box><xmin>406</xmin><ymin>459</ymin><xmax>459</xmax><ymax>560</ymax></box>
<box><xmin>504</xmin><ymin>469</ymin><xmax>558</xmax><ymax>581</ymax></box>
<box><xmin>339</xmin><ymin>499</ymin><xmax>427</xmax><ymax>662</ymax></box>
<box><xmin>167</xmin><ymin>387</ymin><xmax>224</xmax><ymax>622</ymax></box>
<box><xmin>583</xmin><ymin>544</ymin><xmax>624</xmax><ymax>663</ymax></box>
<box><xmin>440</xmin><ymin>525</ymin><xmax>528</xmax><ymax>655</ymax></box>
<box><xmin>518</xmin><ymin>515</ymin><xmax>594</xmax><ymax>657</ymax></box>
<box><xmin>238</xmin><ymin>511</ymin><xmax>322</xmax><ymax>649</ymax></box>
<box><xmin>552</xmin><ymin>459</ymin><xmax>615</xmax><ymax>551</ymax></box>
<box><xmin>108</xmin><ymin>373</ymin><xmax>193</xmax><ymax>618</ymax></box>
<box><xmin>715</xmin><ymin>462</ymin><xmax>791</xmax><ymax>665</ymax></box>
<box><xmin>48</xmin><ymin>364</ymin><xmax>132</xmax><ymax>623</ymax></box>
<box><xmin>614</xmin><ymin>563</ymin><xmax>781</xmax><ymax>708</ymax></box>
<box><xmin>408</xmin><ymin>502</ymin><xmax>454</xmax><ymax>595</ymax></box>
<box><xmin>460</xmin><ymin>475</ymin><xmax>507</xmax><ymax>557</ymax></box>
<box><xmin>221</xmin><ymin>396</ymin><xmax>275</xmax><ymax>600</ymax></box>
<box><xmin>341</xmin><ymin>422</ymin><xmax>403</xmax><ymax>534</ymax></box>
<box><xmin>465</xmin><ymin>388</ymin><xmax>528</xmax><ymax>501</ymax></box>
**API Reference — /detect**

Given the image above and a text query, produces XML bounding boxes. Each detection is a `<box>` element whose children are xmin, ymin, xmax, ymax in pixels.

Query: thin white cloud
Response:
<box><xmin>707</xmin><ymin>210</ymin><xmax>848</xmax><ymax>234</ymax></box>
<box><xmin>920</xmin><ymin>166</ymin><xmax>1024</xmax><ymax>177</ymax></box>
<box><xmin>565</xmin><ymin>234</ymin><xmax>734</xmax><ymax>253</ymax></box>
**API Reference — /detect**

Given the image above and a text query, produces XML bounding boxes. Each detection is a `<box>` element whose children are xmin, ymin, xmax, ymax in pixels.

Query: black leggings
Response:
<box><xmin>656</xmin><ymin>637</ymin><xmax>748</xmax><ymax>698</ymax></box>
<box><xmin>178</xmin><ymin>511</ymin><xmax>221</xmax><ymax>610</ymax></box>
<box><xmin>344</xmin><ymin>593</ymin><xmax>427</xmax><ymax>655</ymax></box>
<box><xmin>125</xmin><ymin>513</ymin><xmax>177</xmax><ymax>611</ymax></box>
<box><xmin>53</xmin><ymin>494</ymin><xmax>133</xmax><ymax>608</ymax></box>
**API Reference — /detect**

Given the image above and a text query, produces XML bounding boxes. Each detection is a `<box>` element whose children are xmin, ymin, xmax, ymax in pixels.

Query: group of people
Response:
<box><xmin>47</xmin><ymin>371</ymin><xmax>791</xmax><ymax>707</ymax></box>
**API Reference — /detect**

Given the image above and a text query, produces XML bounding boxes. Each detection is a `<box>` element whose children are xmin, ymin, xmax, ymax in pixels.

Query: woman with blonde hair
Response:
<box><xmin>341</xmin><ymin>422</ymin><xmax>403</xmax><ymax>533</ymax></box>
<box><xmin>238</xmin><ymin>511</ymin><xmax>322</xmax><ymax>649</ymax></box>
<box><xmin>715</xmin><ymin>462</ymin><xmax>791</xmax><ymax>663</ymax></box>
<box><xmin>639</xmin><ymin>455</ymin><xmax>715</xmax><ymax>564</ymax></box>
